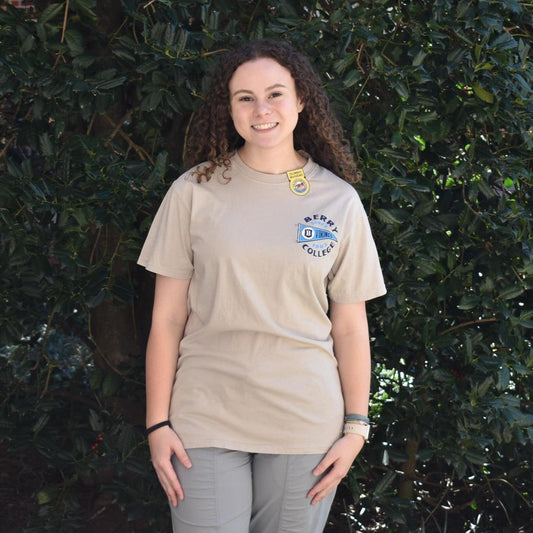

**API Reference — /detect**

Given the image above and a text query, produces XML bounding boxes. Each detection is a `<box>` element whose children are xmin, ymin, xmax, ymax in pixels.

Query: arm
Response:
<box><xmin>146</xmin><ymin>274</ymin><xmax>191</xmax><ymax>507</ymax></box>
<box><xmin>308</xmin><ymin>300</ymin><xmax>371</xmax><ymax>505</ymax></box>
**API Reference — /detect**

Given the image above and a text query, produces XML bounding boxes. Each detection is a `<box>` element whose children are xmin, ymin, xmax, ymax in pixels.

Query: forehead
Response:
<box><xmin>229</xmin><ymin>57</ymin><xmax>295</xmax><ymax>93</ymax></box>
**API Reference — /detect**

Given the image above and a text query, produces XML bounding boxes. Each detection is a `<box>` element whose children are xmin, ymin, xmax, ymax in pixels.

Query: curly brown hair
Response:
<box><xmin>184</xmin><ymin>38</ymin><xmax>359</xmax><ymax>183</ymax></box>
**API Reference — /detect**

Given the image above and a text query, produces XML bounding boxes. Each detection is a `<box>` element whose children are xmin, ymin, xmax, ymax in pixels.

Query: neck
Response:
<box><xmin>238</xmin><ymin>145</ymin><xmax>306</xmax><ymax>174</ymax></box>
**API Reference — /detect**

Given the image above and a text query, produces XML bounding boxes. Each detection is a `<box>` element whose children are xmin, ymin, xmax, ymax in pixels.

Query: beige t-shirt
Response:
<box><xmin>138</xmin><ymin>152</ymin><xmax>386</xmax><ymax>454</ymax></box>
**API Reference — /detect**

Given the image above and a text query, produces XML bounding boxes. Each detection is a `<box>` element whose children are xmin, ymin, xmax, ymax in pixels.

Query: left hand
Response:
<box><xmin>307</xmin><ymin>434</ymin><xmax>365</xmax><ymax>505</ymax></box>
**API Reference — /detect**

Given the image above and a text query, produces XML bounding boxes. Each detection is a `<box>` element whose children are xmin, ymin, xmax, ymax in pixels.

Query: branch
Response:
<box><xmin>60</xmin><ymin>0</ymin><xmax>70</xmax><ymax>44</ymax></box>
<box><xmin>440</xmin><ymin>317</ymin><xmax>498</xmax><ymax>336</ymax></box>
<box><xmin>102</xmin><ymin>113</ymin><xmax>154</xmax><ymax>165</ymax></box>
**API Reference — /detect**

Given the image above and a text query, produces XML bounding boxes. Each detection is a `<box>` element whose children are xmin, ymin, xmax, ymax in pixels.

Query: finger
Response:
<box><xmin>307</xmin><ymin>475</ymin><xmax>332</xmax><ymax>502</ymax></box>
<box><xmin>156</xmin><ymin>464</ymin><xmax>184</xmax><ymax>506</ymax></box>
<box><xmin>153</xmin><ymin>455</ymin><xmax>185</xmax><ymax>503</ymax></box>
<box><xmin>173</xmin><ymin>445</ymin><xmax>192</xmax><ymax>469</ymax></box>
<box><xmin>308</xmin><ymin>467</ymin><xmax>345</xmax><ymax>504</ymax></box>
<box><xmin>308</xmin><ymin>481</ymin><xmax>335</xmax><ymax>505</ymax></box>
<box><xmin>312</xmin><ymin>452</ymin><xmax>337</xmax><ymax>476</ymax></box>
<box><xmin>309</xmin><ymin>479</ymin><xmax>338</xmax><ymax>505</ymax></box>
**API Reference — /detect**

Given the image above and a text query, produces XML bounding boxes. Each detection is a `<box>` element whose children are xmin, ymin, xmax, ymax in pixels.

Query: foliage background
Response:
<box><xmin>1</xmin><ymin>0</ymin><xmax>532</xmax><ymax>531</ymax></box>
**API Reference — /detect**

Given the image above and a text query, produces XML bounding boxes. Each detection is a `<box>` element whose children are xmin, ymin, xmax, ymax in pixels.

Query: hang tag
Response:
<box><xmin>287</xmin><ymin>169</ymin><xmax>310</xmax><ymax>196</ymax></box>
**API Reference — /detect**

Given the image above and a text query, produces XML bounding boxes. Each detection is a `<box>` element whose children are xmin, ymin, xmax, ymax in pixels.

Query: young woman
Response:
<box><xmin>138</xmin><ymin>38</ymin><xmax>386</xmax><ymax>533</ymax></box>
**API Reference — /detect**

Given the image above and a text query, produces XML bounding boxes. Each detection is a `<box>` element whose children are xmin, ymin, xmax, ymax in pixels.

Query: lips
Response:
<box><xmin>252</xmin><ymin>122</ymin><xmax>278</xmax><ymax>130</ymax></box>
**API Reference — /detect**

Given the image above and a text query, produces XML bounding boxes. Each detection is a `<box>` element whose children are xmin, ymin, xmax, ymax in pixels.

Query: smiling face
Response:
<box><xmin>229</xmin><ymin>57</ymin><xmax>304</xmax><ymax>158</ymax></box>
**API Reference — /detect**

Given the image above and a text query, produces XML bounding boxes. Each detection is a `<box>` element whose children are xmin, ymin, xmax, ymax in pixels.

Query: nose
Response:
<box><xmin>254</xmin><ymin>99</ymin><xmax>271</xmax><ymax>115</ymax></box>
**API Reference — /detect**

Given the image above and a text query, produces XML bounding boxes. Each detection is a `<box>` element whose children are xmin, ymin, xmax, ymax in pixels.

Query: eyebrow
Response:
<box><xmin>231</xmin><ymin>83</ymin><xmax>288</xmax><ymax>97</ymax></box>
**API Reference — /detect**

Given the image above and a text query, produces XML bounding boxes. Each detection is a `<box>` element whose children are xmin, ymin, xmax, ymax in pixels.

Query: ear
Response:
<box><xmin>297</xmin><ymin>98</ymin><xmax>305</xmax><ymax>113</ymax></box>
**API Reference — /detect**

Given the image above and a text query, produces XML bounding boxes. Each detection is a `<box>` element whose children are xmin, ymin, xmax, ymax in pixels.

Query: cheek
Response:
<box><xmin>231</xmin><ymin>109</ymin><xmax>244</xmax><ymax>128</ymax></box>
<box><xmin>282</xmin><ymin>98</ymin><xmax>303</xmax><ymax>116</ymax></box>
<box><xmin>229</xmin><ymin>109</ymin><xmax>248</xmax><ymax>136</ymax></box>
<box><xmin>230</xmin><ymin>103</ymin><xmax>246</xmax><ymax>120</ymax></box>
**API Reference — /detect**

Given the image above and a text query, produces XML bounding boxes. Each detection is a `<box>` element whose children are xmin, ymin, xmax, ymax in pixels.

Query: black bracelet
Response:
<box><xmin>146</xmin><ymin>420</ymin><xmax>170</xmax><ymax>435</ymax></box>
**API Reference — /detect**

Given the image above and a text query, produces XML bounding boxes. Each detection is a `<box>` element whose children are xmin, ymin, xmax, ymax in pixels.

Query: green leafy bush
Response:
<box><xmin>1</xmin><ymin>0</ymin><xmax>531</xmax><ymax>531</ymax></box>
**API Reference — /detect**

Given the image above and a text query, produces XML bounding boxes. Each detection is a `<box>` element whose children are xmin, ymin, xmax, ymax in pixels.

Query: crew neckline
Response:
<box><xmin>231</xmin><ymin>151</ymin><xmax>316</xmax><ymax>184</ymax></box>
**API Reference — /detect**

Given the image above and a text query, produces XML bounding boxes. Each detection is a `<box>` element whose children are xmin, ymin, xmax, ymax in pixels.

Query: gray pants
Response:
<box><xmin>170</xmin><ymin>448</ymin><xmax>336</xmax><ymax>533</ymax></box>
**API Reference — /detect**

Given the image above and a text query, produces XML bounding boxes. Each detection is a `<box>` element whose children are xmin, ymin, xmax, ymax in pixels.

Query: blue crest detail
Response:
<box><xmin>297</xmin><ymin>224</ymin><xmax>338</xmax><ymax>243</ymax></box>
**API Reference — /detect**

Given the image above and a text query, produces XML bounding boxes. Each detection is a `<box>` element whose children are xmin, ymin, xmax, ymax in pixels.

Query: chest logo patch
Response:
<box><xmin>297</xmin><ymin>214</ymin><xmax>339</xmax><ymax>258</ymax></box>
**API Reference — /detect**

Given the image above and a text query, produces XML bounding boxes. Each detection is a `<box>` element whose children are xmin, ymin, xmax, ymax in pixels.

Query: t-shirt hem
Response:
<box><xmin>179</xmin><ymin>437</ymin><xmax>340</xmax><ymax>455</ymax></box>
<box><xmin>137</xmin><ymin>260</ymin><xmax>193</xmax><ymax>280</ymax></box>
<box><xmin>329</xmin><ymin>286</ymin><xmax>387</xmax><ymax>304</ymax></box>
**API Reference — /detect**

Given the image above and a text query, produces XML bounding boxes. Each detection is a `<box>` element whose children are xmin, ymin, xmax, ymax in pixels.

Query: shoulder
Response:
<box><xmin>179</xmin><ymin>160</ymin><xmax>232</xmax><ymax>186</ymax></box>
<box><xmin>166</xmin><ymin>161</ymin><xmax>225</xmax><ymax>193</ymax></box>
<box><xmin>311</xmin><ymin>161</ymin><xmax>356</xmax><ymax>190</ymax></box>
<box><xmin>311</xmin><ymin>162</ymin><xmax>364</xmax><ymax>207</ymax></box>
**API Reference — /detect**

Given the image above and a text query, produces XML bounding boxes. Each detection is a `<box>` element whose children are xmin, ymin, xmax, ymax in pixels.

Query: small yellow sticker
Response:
<box><xmin>287</xmin><ymin>169</ymin><xmax>310</xmax><ymax>196</ymax></box>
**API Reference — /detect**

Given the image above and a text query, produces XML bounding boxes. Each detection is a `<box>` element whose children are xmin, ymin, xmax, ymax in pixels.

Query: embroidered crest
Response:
<box><xmin>297</xmin><ymin>224</ymin><xmax>338</xmax><ymax>243</ymax></box>
<box><xmin>297</xmin><ymin>214</ymin><xmax>339</xmax><ymax>258</ymax></box>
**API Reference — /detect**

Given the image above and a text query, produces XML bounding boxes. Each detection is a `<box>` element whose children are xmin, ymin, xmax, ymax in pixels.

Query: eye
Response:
<box><xmin>269</xmin><ymin>91</ymin><xmax>283</xmax><ymax>98</ymax></box>
<box><xmin>238</xmin><ymin>95</ymin><xmax>253</xmax><ymax>102</ymax></box>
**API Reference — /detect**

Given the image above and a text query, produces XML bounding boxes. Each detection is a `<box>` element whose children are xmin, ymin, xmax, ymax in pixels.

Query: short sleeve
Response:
<box><xmin>137</xmin><ymin>177</ymin><xmax>194</xmax><ymax>279</ymax></box>
<box><xmin>327</xmin><ymin>193</ymin><xmax>386</xmax><ymax>303</ymax></box>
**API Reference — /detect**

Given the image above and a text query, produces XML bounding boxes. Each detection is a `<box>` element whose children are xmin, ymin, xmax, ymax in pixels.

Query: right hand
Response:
<box><xmin>148</xmin><ymin>426</ymin><xmax>192</xmax><ymax>507</ymax></box>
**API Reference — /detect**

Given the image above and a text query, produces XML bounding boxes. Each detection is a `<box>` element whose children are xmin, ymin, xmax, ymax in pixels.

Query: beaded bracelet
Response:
<box><xmin>146</xmin><ymin>420</ymin><xmax>170</xmax><ymax>435</ymax></box>
<box><xmin>343</xmin><ymin>422</ymin><xmax>370</xmax><ymax>441</ymax></box>
<box><xmin>344</xmin><ymin>413</ymin><xmax>370</xmax><ymax>425</ymax></box>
